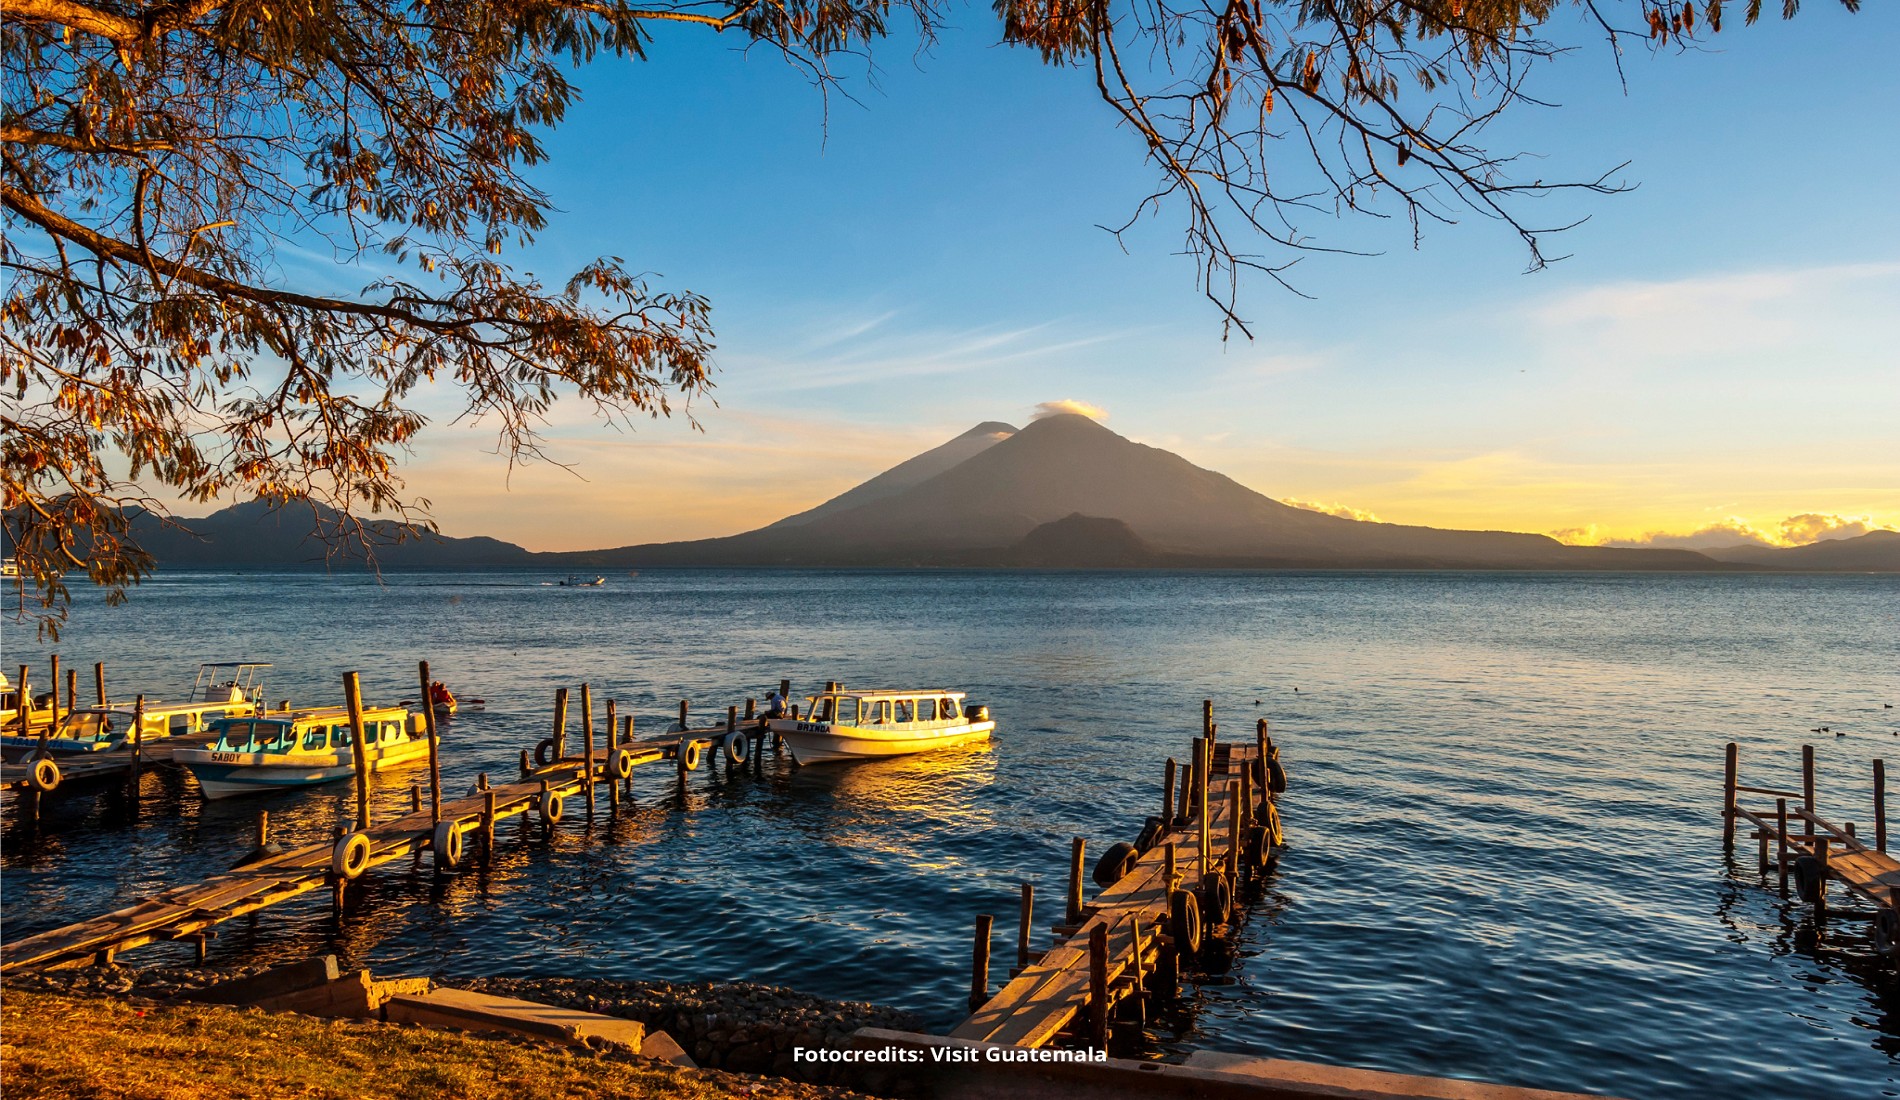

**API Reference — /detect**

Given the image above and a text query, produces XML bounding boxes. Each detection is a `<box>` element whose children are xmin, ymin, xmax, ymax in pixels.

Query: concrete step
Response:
<box><xmin>384</xmin><ymin>987</ymin><xmax>645</xmax><ymax>1050</ymax></box>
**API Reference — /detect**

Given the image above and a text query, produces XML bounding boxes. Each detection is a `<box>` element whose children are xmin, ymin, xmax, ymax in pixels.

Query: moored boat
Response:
<box><xmin>768</xmin><ymin>684</ymin><xmax>994</xmax><ymax>765</ymax></box>
<box><xmin>175</xmin><ymin>705</ymin><xmax>428</xmax><ymax>799</ymax></box>
<box><xmin>0</xmin><ymin>661</ymin><xmax>268</xmax><ymax>762</ymax></box>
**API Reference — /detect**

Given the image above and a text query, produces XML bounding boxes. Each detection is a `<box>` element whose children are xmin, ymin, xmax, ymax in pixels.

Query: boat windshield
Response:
<box><xmin>213</xmin><ymin>719</ymin><xmax>294</xmax><ymax>753</ymax></box>
<box><xmin>58</xmin><ymin>710</ymin><xmax>114</xmax><ymax>742</ymax></box>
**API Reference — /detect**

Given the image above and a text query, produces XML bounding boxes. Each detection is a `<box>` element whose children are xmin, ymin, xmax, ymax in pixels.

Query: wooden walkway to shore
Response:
<box><xmin>2</xmin><ymin>677</ymin><xmax>779</xmax><ymax>974</ymax></box>
<box><xmin>953</xmin><ymin>707</ymin><xmax>1285</xmax><ymax>1049</ymax></box>
<box><xmin>1724</xmin><ymin>741</ymin><xmax>1900</xmax><ymax>949</ymax></box>
<box><xmin>1</xmin><ymin>731</ymin><xmax>221</xmax><ymax>794</ymax></box>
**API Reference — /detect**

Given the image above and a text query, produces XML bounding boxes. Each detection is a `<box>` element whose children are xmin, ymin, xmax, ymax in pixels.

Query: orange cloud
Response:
<box><xmin>1560</xmin><ymin>513</ymin><xmax>1897</xmax><ymax>550</ymax></box>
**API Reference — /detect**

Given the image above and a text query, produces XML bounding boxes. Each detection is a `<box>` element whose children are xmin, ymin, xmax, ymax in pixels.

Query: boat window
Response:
<box><xmin>817</xmin><ymin>696</ymin><xmax>836</xmax><ymax>722</ymax></box>
<box><xmin>215</xmin><ymin>722</ymin><xmax>255</xmax><ymax>752</ymax></box>
<box><xmin>382</xmin><ymin>721</ymin><xmax>402</xmax><ymax>743</ymax></box>
<box><xmin>893</xmin><ymin>699</ymin><xmax>914</xmax><ymax>723</ymax></box>
<box><xmin>301</xmin><ymin>725</ymin><xmax>330</xmax><ymax>751</ymax></box>
<box><xmin>253</xmin><ymin>723</ymin><xmax>289</xmax><ymax>753</ymax></box>
<box><xmin>866</xmin><ymin>700</ymin><xmax>890</xmax><ymax>725</ymax></box>
<box><xmin>918</xmin><ymin>698</ymin><xmax>937</xmax><ymax>722</ymax></box>
<box><xmin>942</xmin><ymin>697</ymin><xmax>958</xmax><ymax>720</ymax></box>
<box><xmin>333</xmin><ymin>724</ymin><xmax>353</xmax><ymax>748</ymax></box>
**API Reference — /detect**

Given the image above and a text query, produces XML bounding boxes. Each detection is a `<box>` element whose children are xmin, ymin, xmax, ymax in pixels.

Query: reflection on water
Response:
<box><xmin>3</xmin><ymin>569</ymin><xmax>1898</xmax><ymax>1099</ymax></box>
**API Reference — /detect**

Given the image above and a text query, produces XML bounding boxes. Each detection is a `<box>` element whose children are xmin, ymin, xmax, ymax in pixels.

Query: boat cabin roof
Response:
<box><xmin>215</xmin><ymin>706</ymin><xmax>406</xmax><ymax>726</ymax></box>
<box><xmin>807</xmin><ymin>689</ymin><xmax>965</xmax><ymax>702</ymax></box>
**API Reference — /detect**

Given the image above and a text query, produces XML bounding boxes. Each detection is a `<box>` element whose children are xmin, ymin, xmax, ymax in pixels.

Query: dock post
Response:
<box><xmin>343</xmin><ymin>671</ymin><xmax>371</xmax><ymax>831</ymax></box>
<box><xmin>1227</xmin><ymin>782</ymin><xmax>1242</xmax><ymax>882</ymax></box>
<box><xmin>1127</xmin><ymin>916</ymin><xmax>1147</xmax><ymax>1020</ymax></box>
<box><xmin>1722</xmin><ymin>742</ymin><xmax>1738</xmax><ymax>848</ymax></box>
<box><xmin>970</xmin><ymin>914</ymin><xmax>993</xmax><ymax>1015</ymax></box>
<box><xmin>1198</xmin><ymin>740</ymin><xmax>1211</xmax><ymax>875</ymax></box>
<box><xmin>65</xmin><ymin>669</ymin><xmax>77</xmax><ymax>723</ymax></box>
<box><xmin>1177</xmin><ymin>763</ymin><xmax>1192</xmax><ymax>827</ymax></box>
<box><xmin>1203</xmin><ymin>699</ymin><xmax>1213</xmax><ymax>742</ymax></box>
<box><xmin>14</xmin><ymin>664</ymin><xmax>27</xmax><ymax>737</ymax></box>
<box><xmin>678</xmin><ymin>699</ymin><xmax>689</xmax><ymax>735</ymax></box>
<box><xmin>1163</xmin><ymin>758</ymin><xmax>1176</xmax><ymax>825</ymax></box>
<box><xmin>1758</xmin><ymin>819</ymin><xmax>1770</xmax><ymax>874</ymax></box>
<box><xmin>1256</xmin><ymin>718</ymin><xmax>1269</xmax><ymax>776</ymax></box>
<box><xmin>1876</xmin><ymin>759</ymin><xmax>1888</xmax><ymax>854</ymax></box>
<box><xmin>130</xmin><ymin>694</ymin><xmax>145</xmax><ymax>790</ymax></box>
<box><xmin>1087</xmin><ymin>923</ymin><xmax>1109</xmax><ymax>1049</ymax></box>
<box><xmin>745</xmin><ymin>698</ymin><xmax>756</xmax><ymax>720</ymax></box>
<box><xmin>1815</xmin><ymin>837</ymin><xmax>1831</xmax><ymax>912</ymax></box>
<box><xmin>581</xmin><ymin>684</ymin><xmax>596</xmax><ymax>814</ymax></box>
<box><xmin>48</xmin><ymin>654</ymin><xmax>59</xmax><ymax>725</ymax></box>
<box><xmin>482</xmin><ymin>789</ymin><xmax>497</xmax><ymax>860</ymax></box>
<box><xmin>1067</xmin><ymin>837</ymin><xmax>1087</xmax><ymax>926</ymax></box>
<box><xmin>1802</xmin><ymin>745</ymin><xmax>1815</xmax><ymax>837</ymax></box>
<box><xmin>1165</xmin><ymin>842</ymin><xmax>1178</xmax><ymax>891</ymax></box>
<box><xmin>256</xmin><ymin>810</ymin><xmax>269</xmax><ymax>851</ymax></box>
<box><xmin>192</xmin><ymin>935</ymin><xmax>207</xmax><ymax>966</ymax></box>
<box><xmin>418</xmin><ymin>660</ymin><xmax>442</xmax><ymax>825</ymax></box>
<box><xmin>553</xmin><ymin>687</ymin><xmax>570</xmax><ymax>762</ymax></box>
<box><xmin>1775</xmin><ymin>798</ymin><xmax>1789</xmax><ymax>895</ymax></box>
<box><xmin>410</xmin><ymin>783</ymin><xmax>422</xmax><ymax>814</ymax></box>
<box><xmin>94</xmin><ymin>661</ymin><xmax>106</xmax><ymax>707</ymax></box>
<box><xmin>518</xmin><ymin>748</ymin><xmax>531</xmax><ymax>781</ymax></box>
<box><xmin>1017</xmin><ymin>883</ymin><xmax>1034</xmax><ymax>971</ymax></box>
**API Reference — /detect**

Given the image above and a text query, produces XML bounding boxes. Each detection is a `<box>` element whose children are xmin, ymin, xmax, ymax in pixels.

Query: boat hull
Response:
<box><xmin>769</xmin><ymin>719</ymin><xmax>995</xmax><ymax>765</ymax></box>
<box><xmin>176</xmin><ymin>740</ymin><xmax>430</xmax><ymax>799</ymax></box>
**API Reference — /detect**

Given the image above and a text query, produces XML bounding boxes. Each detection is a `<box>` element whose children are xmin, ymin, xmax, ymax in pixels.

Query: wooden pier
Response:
<box><xmin>952</xmin><ymin>704</ymin><xmax>1286</xmax><ymax>1051</ymax></box>
<box><xmin>1722</xmin><ymin>740</ymin><xmax>1900</xmax><ymax>952</ymax></box>
<box><xmin>1</xmin><ymin>671</ymin><xmax>787</xmax><ymax>974</ymax></box>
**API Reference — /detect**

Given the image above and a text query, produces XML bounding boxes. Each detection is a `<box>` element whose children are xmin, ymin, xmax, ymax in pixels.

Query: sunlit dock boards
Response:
<box><xmin>1723</xmin><ymin>741</ymin><xmax>1900</xmax><ymax>948</ymax></box>
<box><xmin>951</xmin><ymin>705</ymin><xmax>1284</xmax><ymax>1050</ymax></box>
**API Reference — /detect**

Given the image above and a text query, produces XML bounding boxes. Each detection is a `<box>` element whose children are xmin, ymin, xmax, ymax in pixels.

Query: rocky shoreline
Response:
<box><xmin>4</xmin><ymin>964</ymin><xmax>922</xmax><ymax>1085</ymax></box>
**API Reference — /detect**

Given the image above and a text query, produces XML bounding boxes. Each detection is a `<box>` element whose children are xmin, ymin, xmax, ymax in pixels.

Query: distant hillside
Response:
<box><xmin>127</xmin><ymin>500</ymin><xmax>533</xmax><ymax>569</ymax></box>
<box><xmin>1700</xmin><ymin>530</ymin><xmax>1900</xmax><ymax>570</ymax></box>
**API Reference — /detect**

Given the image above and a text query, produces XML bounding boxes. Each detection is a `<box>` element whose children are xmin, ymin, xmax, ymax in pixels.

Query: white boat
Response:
<box><xmin>175</xmin><ymin>705</ymin><xmax>428</xmax><ymax>799</ymax></box>
<box><xmin>557</xmin><ymin>574</ymin><xmax>604</xmax><ymax>587</ymax></box>
<box><xmin>768</xmin><ymin>685</ymin><xmax>994</xmax><ymax>765</ymax></box>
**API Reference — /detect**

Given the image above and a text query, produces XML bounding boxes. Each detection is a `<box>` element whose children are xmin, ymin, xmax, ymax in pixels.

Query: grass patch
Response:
<box><xmin>0</xmin><ymin>990</ymin><xmax>855</xmax><ymax>1100</ymax></box>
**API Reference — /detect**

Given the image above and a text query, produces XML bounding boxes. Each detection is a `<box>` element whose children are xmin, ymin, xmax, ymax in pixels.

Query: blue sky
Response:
<box><xmin>383</xmin><ymin>3</ymin><xmax>1898</xmax><ymax>550</ymax></box>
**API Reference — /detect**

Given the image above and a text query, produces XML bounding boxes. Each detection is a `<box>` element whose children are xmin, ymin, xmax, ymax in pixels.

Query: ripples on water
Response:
<box><xmin>4</xmin><ymin>569</ymin><xmax>1898</xmax><ymax>1098</ymax></box>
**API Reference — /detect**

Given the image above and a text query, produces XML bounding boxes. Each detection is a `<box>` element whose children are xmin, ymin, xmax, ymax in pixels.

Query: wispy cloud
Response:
<box><xmin>1284</xmin><ymin>497</ymin><xmax>1381</xmax><ymax>522</ymax></box>
<box><xmin>1030</xmin><ymin>399</ymin><xmax>1108</xmax><ymax>422</ymax></box>
<box><xmin>1554</xmin><ymin>512</ymin><xmax>1896</xmax><ymax>549</ymax></box>
<box><xmin>724</xmin><ymin>317</ymin><xmax>1138</xmax><ymax>395</ymax></box>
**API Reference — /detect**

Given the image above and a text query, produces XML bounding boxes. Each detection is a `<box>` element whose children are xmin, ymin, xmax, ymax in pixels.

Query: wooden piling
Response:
<box><xmin>970</xmin><ymin>914</ymin><xmax>993</xmax><ymax>1015</ymax></box>
<box><xmin>518</xmin><ymin>748</ymin><xmax>531</xmax><ymax>780</ymax></box>
<box><xmin>1722</xmin><ymin>742</ymin><xmax>1738</xmax><ymax>847</ymax></box>
<box><xmin>745</xmin><ymin>698</ymin><xmax>755</xmax><ymax>720</ymax></box>
<box><xmin>1815</xmin><ymin>837</ymin><xmax>1831</xmax><ymax>911</ymax></box>
<box><xmin>65</xmin><ymin>669</ymin><xmax>76</xmax><ymax>723</ymax></box>
<box><xmin>1801</xmin><ymin>744</ymin><xmax>1815</xmax><ymax>837</ymax></box>
<box><xmin>678</xmin><ymin>699</ymin><xmax>689</xmax><ymax>734</ymax></box>
<box><xmin>93</xmin><ymin>662</ymin><xmax>106</xmax><ymax>707</ymax></box>
<box><xmin>14</xmin><ymin>665</ymin><xmax>27</xmax><ymax>737</ymax></box>
<box><xmin>1087</xmin><ymin>923</ymin><xmax>1109</xmax><ymax>1049</ymax></box>
<box><xmin>553</xmin><ymin>687</ymin><xmax>570</xmax><ymax>762</ymax></box>
<box><xmin>1067</xmin><ymin>837</ymin><xmax>1086</xmax><ymax>926</ymax></box>
<box><xmin>343</xmin><ymin>671</ymin><xmax>371</xmax><ymax>831</ymax></box>
<box><xmin>1198</xmin><ymin>739</ymin><xmax>1211</xmax><ymax>873</ymax></box>
<box><xmin>410</xmin><ymin>783</ymin><xmax>422</xmax><ymax>814</ymax></box>
<box><xmin>48</xmin><ymin>655</ymin><xmax>59</xmax><ymax>724</ymax></box>
<box><xmin>1202</xmin><ymin>699</ymin><xmax>1213</xmax><ymax>742</ymax></box>
<box><xmin>482</xmin><ymin>789</ymin><xmax>497</xmax><ymax>859</ymax></box>
<box><xmin>255</xmin><ymin>811</ymin><xmax>270</xmax><ymax>850</ymax></box>
<box><xmin>1165</xmin><ymin>841</ymin><xmax>1177</xmax><ymax>891</ymax></box>
<box><xmin>605</xmin><ymin>699</ymin><xmax>618</xmax><ymax>757</ymax></box>
<box><xmin>1227</xmin><ymin>782</ymin><xmax>1242</xmax><ymax>876</ymax></box>
<box><xmin>1163</xmin><ymin>758</ymin><xmax>1176</xmax><ymax>824</ymax></box>
<box><xmin>581</xmin><ymin>684</ymin><xmax>596</xmax><ymax>812</ymax></box>
<box><xmin>418</xmin><ymin>660</ymin><xmax>442</xmax><ymax>825</ymax></box>
<box><xmin>1876</xmin><ymin>759</ymin><xmax>1888</xmax><ymax>854</ymax></box>
<box><xmin>1775</xmin><ymin>798</ymin><xmax>1789</xmax><ymax>895</ymax></box>
<box><xmin>1757</xmin><ymin>820</ymin><xmax>1770</xmax><ymax>874</ymax></box>
<box><xmin>1017</xmin><ymin>884</ymin><xmax>1034</xmax><ymax>971</ymax></box>
<box><xmin>130</xmin><ymin>694</ymin><xmax>145</xmax><ymax>786</ymax></box>
<box><xmin>1176</xmin><ymin>762</ymin><xmax>1192</xmax><ymax>826</ymax></box>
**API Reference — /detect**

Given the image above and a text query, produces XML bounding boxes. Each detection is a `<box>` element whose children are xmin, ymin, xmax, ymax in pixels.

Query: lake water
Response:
<box><xmin>4</xmin><ymin>569</ymin><xmax>1897</xmax><ymax>1098</ymax></box>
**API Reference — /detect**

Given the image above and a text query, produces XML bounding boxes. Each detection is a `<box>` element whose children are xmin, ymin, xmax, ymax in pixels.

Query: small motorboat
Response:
<box><xmin>176</xmin><ymin>705</ymin><xmax>430</xmax><ymax>799</ymax></box>
<box><xmin>428</xmin><ymin>680</ymin><xmax>458</xmax><ymax>717</ymax></box>
<box><xmin>558</xmin><ymin>575</ymin><xmax>605</xmax><ymax>587</ymax></box>
<box><xmin>768</xmin><ymin>684</ymin><xmax>994</xmax><ymax>765</ymax></box>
